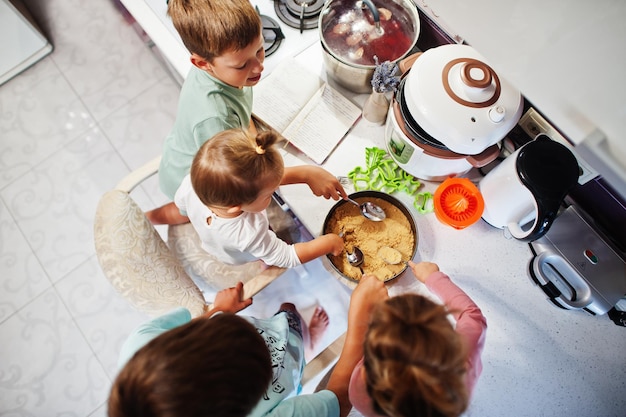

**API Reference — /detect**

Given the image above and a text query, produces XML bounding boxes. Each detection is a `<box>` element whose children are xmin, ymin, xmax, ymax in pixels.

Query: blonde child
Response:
<box><xmin>348</xmin><ymin>262</ymin><xmax>488</xmax><ymax>417</ymax></box>
<box><xmin>147</xmin><ymin>0</ymin><xmax>345</xmax><ymax>225</ymax></box>
<box><xmin>175</xmin><ymin>128</ymin><xmax>344</xmax><ymax>267</ymax></box>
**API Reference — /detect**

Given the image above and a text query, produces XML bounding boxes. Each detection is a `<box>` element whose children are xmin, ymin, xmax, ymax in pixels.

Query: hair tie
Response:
<box><xmin>255</xmin><ymin>145</ymin><xmax>266</xmax><ymax>155</ymax></box>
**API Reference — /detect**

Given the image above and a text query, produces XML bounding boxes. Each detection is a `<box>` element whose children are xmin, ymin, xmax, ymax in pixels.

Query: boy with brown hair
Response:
<box><xmin>147</xmin><ymin>0</ymin><xmax>346</xmax><ymax>225</ymax></box>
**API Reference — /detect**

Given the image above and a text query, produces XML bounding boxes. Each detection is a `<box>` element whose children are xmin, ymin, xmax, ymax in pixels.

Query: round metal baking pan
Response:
<box><xmin>323</xmin><ymin>191</ymin><xmax>418</xmax><ymax>282</ymax></box>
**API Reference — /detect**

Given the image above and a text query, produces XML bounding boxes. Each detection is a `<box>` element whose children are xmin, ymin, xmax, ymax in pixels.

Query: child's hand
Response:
<box><xmin>304</xmin><ymin>166</ymin><xmax>348</xmax><ymax>200</ymax></box>
<box><xmin>210</xmin><ymin>282</ymin><xmax>253</xmax><ymax>314</ymax></box>
<box><xmin>408</xmin><ymin>261</ymin><xmax>440</xmax><ymax>284</ymax></box>
<box><xmin>281</xmin><ymin>166</ymin><xmax>347</xmax><ymax>199</ymax></box>
<box><xmin>349</xmin><ymin>274</ymin><xmax>388</xmax><ymax>329</ymax></box>
<box><xmin>326</xmin><ymin>233</ymin><xmax>345</xmax><ymax>256</ymax></box>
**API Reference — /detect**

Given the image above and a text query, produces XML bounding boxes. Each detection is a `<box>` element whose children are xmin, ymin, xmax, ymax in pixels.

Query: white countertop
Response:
<box><xmin>278</xmin><ymin>43</ymin><xmax>626</xmax><ymax>417</ymax></box>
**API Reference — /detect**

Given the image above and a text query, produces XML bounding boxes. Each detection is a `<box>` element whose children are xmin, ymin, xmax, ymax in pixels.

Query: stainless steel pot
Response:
<box><xmin>319</xmin><ymin>0</ymin><xmax>420</xmax><ymax>93</ymax></box>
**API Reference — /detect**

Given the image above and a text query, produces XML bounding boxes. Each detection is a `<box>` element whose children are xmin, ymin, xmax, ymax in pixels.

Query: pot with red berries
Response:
<box><xmin>319</xmin><ymin>0</ymin><xmax>420</xmax><ymax>94</ymax></box>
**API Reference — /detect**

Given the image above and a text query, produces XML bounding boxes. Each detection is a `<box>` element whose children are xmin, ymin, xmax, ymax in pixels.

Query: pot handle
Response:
<box><xmin>507</xmin><ymin>197</ymin><xmax>559</xmax><ymax>242</ymax></box>
<box><xmin>465</xmin><ymin>144</ymin><xmax>501</xmax><ymax>168</ymax></box>
<box><xmin>398</xmin><ymin>52</ymin><xmax>422</xmax><ymax>75</ymax></box>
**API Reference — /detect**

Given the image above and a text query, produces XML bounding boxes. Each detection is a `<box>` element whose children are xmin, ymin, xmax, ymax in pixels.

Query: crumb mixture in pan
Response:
<box><xmin>325</xmin><ymin>197</ymin><xmax>415</xmax><ymax>281</ymax></box>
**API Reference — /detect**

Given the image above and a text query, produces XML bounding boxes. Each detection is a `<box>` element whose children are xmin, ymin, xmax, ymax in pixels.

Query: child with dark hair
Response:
<box><xmin>175</xmin><ymin>128</ymin><xmax>344</xmax><ymax>268</ymax></box>
<box><xmin>109</xmin><ymin>312</ymin><xmax>272</xmax><ymax>417</ymax></box>
<box><xmin>348</xmin><ymin>261</ymin><xmax>488</xmax><ymax>417</ymax></box>
<box><xmin>108</xmin><ymin>276</ymin><xmax>389</xmax><ymax>417</ymax></box>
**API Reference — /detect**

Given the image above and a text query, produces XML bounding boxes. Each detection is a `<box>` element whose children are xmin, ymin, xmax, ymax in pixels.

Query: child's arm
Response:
<box><xmin>294</xmin><ymin>233</ymin><xmax>344</xmax><ymax>264</ymax></box>
<box><xmin>409</xmin><ymin>261</ymin><xmax>487</xmax><ymax>394</ymax></box>
<box><xmin>409</xmin><ymin>261</ymin><xmax>485</xmax><ymax>325</ymax></box>
<box><xmin>282</xmin><ymin>165</ymin><xmax>348</xmax><ymax>200</ymax></box>
<box><xmin>327</xmin><ymin>274</ymin><xmax>389</xmax><ymax>417</ymax></box>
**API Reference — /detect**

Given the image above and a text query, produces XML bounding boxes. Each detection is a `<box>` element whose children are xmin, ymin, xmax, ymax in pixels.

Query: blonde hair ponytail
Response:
<box><xmin>191</xmin><ymin>129</ymin><xmax>284</xmax><ymax>208</ymax></box>
<box><xmin>253</xmin><ymin>130</ymin><xmax>279</xmax><ymax>155</ymax></box>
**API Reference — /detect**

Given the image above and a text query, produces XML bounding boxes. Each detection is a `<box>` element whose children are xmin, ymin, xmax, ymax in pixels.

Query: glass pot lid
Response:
<box><xmin>319</xmin><ymin>0</ymin><xmax>419</xmax><ymax>67</ymax></box>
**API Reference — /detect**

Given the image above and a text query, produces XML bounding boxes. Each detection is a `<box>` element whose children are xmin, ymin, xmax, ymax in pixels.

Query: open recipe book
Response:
<box><xmin>253</xmin><ymin>58</ymin><xmax>362</xmax><ymax>164</ymax></box>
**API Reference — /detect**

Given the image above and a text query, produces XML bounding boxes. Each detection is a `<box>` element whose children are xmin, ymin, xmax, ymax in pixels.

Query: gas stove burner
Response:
<box><xmin>274</xmin><ymin>0</ymin><xmax>323</xmax><ymax>32</ymax></box>
<box><xmin>260</xmin><ymin>14</ymin><xmax>284</xmax><ymax>57</ymax></box>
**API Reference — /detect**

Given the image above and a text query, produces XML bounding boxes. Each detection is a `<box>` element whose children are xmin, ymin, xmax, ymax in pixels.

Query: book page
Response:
<box><xmin>253</xmin><ymin>58</ymin><xmax>361</xmax><ymax>164</ymax></box>
<box><xmin>282</xmin><ymin>84</ymin><xmax>361</xmax><ymax>164</ymax></box>
<box><xmin>253</xmin><ymin>59</ymin><xmax>324</xmax><ymax>133</ymax></box>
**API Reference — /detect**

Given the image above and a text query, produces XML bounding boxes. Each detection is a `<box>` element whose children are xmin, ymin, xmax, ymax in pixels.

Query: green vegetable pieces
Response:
<box><xmin>346</xmin><ymin>147</ymin><xmax>432</xmax><ymax>213</ymax></box>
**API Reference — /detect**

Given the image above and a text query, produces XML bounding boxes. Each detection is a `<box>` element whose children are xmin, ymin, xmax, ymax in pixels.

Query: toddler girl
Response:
<box><xmin>175</xmin><ymin>128</ymin><xmax>344</xmax><ymax>268</ymax></box>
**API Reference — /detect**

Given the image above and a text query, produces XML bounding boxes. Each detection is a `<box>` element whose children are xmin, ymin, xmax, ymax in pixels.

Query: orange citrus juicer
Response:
<box><xmin>433</xmin><ymin>178</ymin><xmax>484</xmax><ymax>229</ymax></box>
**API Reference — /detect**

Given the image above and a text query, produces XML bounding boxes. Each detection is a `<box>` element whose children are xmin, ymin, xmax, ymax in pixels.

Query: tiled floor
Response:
<box><xmin>0</xmin><ymin>1</ymin><xmax>349</xmax><ymax>415</ymax></box>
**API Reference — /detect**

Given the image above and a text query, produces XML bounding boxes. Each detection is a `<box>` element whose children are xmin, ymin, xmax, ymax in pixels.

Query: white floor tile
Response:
<box><xmin>88</xmin><ymin>403</ymin><xmax>108</xmax><ymax>417</ymax></box>
<box><xmin>0</xmin><ymin>287</ymin><xmax>110</xmax><ymax>416</ymax></box>
<box><xmin>0</xmin><ymin>128</ymin><xmax>133</xmax><ymax>283</ymax></box>
<box><xmin>0</xmin><ymin>199</ymin><xmax>51</xmax><ymax>324</ymax></box>
<box><xmin>0</xmin><ymin>57</ymin><xmax>96</xmax><ymax>189</ymax></box>
<box><xmin>99</xmin><ymin>75</ymin><xmax>179</xmax><ymax>171</ymax></box>
<box><xmin>38</xmin><ymin>0</ymin><xmax>169</xmax><ymax>122</ymax></box>
<box><xmin>55</xmin><ymin>255</ymin><xmax>150</xmax><ymax>380</ymax></box>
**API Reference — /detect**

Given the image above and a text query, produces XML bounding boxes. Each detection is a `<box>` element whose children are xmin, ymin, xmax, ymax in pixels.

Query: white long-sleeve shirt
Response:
<box><xmin>175</xmin><ymin>174</ymin><xmax>301</xmax><ymax>268</ymax></box>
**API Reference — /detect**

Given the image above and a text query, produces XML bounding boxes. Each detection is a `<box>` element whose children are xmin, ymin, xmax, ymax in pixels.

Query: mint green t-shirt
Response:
<box><xmin>159</xmin><ymin>66</ymin><xmax>253</xmax><ymax>200</ymax></box>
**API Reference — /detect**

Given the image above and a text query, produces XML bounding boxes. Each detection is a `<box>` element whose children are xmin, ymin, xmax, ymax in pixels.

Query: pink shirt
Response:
<box><xmin>348</xmin><ymin>271</ymin><xmax>488</xmax><ymax>417</ymax></box>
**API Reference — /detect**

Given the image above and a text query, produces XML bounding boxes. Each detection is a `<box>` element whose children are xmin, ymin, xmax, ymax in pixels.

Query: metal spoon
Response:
<box><xmin>346</xmin><ymin>198</ymin><xmax>386</xmax><ymax>221</ymax></box>
<box><xmin>346</xmin><ymin>246</ymin><xmax>364</xmax><ymax>273</ymax></box>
